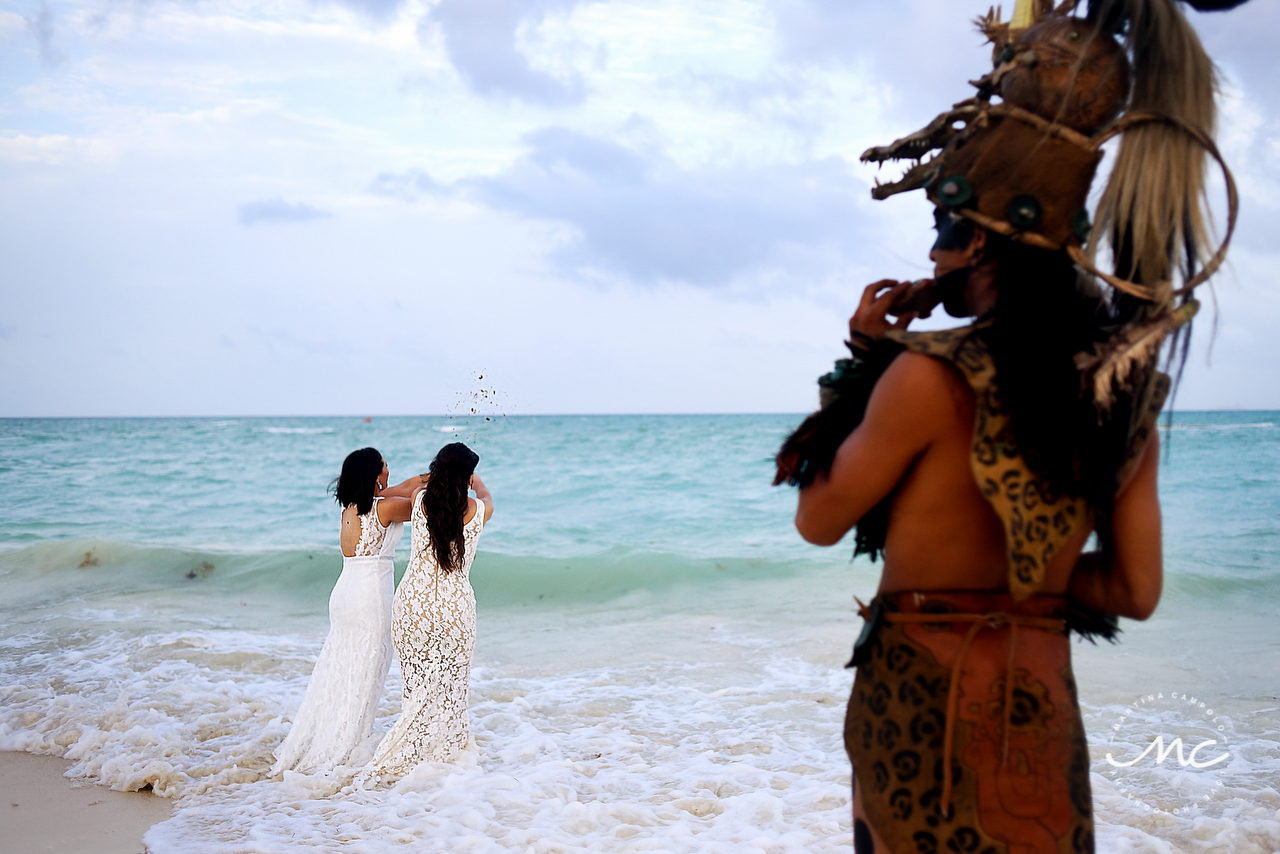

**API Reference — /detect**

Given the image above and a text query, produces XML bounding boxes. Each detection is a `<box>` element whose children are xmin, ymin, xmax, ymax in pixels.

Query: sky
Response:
<box><xmin>1</xmin><ymin>0</ymin><xmax>1278</xmax><ymax>416</ymax></box>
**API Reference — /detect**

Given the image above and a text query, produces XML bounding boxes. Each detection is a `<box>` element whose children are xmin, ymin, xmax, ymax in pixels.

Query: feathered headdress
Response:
<box><xmin>861</xmin><ymin>0</ymin><xmax>1238</xmax><ymax>410</ymax></box>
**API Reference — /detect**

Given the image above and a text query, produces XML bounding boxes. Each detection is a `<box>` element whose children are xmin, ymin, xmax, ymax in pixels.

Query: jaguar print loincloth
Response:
<box><xmin>844</xmin><ymin>591</ymin><xmax>1094</xmax><ymax>854</ymax></box>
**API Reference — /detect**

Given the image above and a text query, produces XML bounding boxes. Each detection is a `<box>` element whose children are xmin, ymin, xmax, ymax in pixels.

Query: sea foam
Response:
<box><xmin>3</xmin><ymin>414</ymin><xmax>1279</xmax><ymax>853</ymax></box>
<box><xmin>1</xmin><ymin>611</ymin><xmax>857</xmax><ymax>853</ymax></box>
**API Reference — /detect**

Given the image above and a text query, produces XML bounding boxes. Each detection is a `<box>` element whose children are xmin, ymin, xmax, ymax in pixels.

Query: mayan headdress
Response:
<box><xmin>862</xmin><ymin>0</ymin><xmax>1238</xmax><ymax>409</ymax></box>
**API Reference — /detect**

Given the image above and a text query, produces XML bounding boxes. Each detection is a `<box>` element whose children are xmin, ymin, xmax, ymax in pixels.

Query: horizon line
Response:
<box><xmin>2</xmin><ymin>409</ymin><xmax>1278</xmax><ymax>420</ymax></box>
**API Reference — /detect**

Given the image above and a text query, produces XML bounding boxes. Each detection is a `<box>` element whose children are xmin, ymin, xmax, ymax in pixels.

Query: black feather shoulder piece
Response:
<box><xmin>774</xmin><ymin>338</ymin><xmax>905</xmax><ymax>561</ymax></box>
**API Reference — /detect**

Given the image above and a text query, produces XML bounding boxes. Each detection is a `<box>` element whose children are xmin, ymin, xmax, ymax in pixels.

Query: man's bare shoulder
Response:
<box><xmin>872</xmin><ymin>350</ymin><xmax>968</xmax><ymax>421</ymax></box>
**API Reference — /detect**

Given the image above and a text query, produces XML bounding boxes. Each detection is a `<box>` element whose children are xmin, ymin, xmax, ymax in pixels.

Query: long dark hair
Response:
<box><xmin>334</xmin><ymin>447</ymin><xmax>383</xmax><ymax>515</ymax></box>
<box><xmin>980</xmin><ymin>234</ymin><xmax>1135</xmax><ymax>551</ymax></box>
<box><xmin>420</xmin><ymin>442</ymin><xmax>480</xmax><ymax>572</ymax></box>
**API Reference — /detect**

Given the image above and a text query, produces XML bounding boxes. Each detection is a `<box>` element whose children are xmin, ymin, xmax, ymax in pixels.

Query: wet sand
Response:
<box><xmin>0</xmin><ymin>751</ymin><xmax>173</xmax><ymax>854</ymax></box>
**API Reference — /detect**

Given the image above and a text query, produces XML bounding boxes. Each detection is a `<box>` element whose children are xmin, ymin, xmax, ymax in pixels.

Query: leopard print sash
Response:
<box><xmin>884</xmin><ymin>324</ymin><xmax>1168</xmax><ymax>600</ymax></box>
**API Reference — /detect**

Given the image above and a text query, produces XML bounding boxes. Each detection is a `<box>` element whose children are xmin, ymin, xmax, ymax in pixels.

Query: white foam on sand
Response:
<box><xmin>0</xmin><ymin>619</ymin><xmax>855</xmax><ymax>853</ymax></box>
<box><xmin>150</xmin><ymin>661</ymin><xmax>855</xmax><ymax>852</ymax></box>
<box><xmin>2</xmin><ymin>596</ymin><xmax>1277</xmax><ymax>853</ymax></box>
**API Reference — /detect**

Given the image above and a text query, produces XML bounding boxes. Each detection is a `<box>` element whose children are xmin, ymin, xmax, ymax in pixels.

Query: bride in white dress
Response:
<box><xmin>271</xmin><ymin>447</ymin><xmax>420</xmax><ymax>777</ymax></box>
<box><xmin>361</xmin><ymin>442</ymin><xmax>494</xmax><ymax>783</ymax></box>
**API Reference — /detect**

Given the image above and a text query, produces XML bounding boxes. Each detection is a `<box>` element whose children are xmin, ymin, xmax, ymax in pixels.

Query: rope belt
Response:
<box><xmin>870</xmin><ymin>606</ymin><xmax>1067</xmax><ymax>815</ymax></box>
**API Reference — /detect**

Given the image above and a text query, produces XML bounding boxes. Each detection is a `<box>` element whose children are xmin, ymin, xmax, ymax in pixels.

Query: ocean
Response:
<box><xmin>0</xmin><ymin>414</ymin><xmax>1277</xmax><ymax>853</ymax></box>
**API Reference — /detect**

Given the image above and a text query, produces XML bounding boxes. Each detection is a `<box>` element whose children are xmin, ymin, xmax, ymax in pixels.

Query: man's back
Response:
<box><xmin>882</xmin><ymin>352</ymin><xmax>1093</xmax><ymax>594</ymax></box>
<box><xmin>796</xmin><ymin>345</ymin><xmax>1161</xmax><ymax>618</ymax></box>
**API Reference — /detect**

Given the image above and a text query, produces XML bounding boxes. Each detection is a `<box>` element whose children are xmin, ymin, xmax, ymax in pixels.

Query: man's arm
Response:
<box><xmin>1068</xmin><ymin>431</ymin><xmax>1163</xmax><ymax>620</ymax></box>
<box><xmin>795</xmin><ymin>352</ymin><xmax>948</xmax><ymax>546</ymax></box>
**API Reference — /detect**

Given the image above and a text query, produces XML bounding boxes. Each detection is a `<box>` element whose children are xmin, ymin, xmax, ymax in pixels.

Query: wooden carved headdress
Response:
<box><xmin>862</xmin><ymin>0</ymin><xmax>1240</xmax><ymax>409</ymax></box>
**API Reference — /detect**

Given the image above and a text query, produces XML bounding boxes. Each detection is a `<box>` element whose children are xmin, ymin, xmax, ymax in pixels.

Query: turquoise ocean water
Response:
<box><xmin>0</xmin><ymin>414</ymin><xmax>1277</xmax><ymax>852</ymax></box>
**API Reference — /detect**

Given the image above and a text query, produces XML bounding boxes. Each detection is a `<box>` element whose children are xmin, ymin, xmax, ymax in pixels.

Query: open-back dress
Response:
<box><xmin>271</xmin><ymin>497</ymin><xmax>402</xmax><ymax>776</ymax></box>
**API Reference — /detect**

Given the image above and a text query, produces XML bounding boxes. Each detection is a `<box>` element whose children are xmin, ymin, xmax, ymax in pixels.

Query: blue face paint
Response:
<box><xmin>931</xmin><ymin>208</ymin><xmax>977</xmax><ymax>253</ymax></box>
<box><xmin>930</xmin><ymin>208</ymin><xmax>978</xmax><ymax>317</ymax></box>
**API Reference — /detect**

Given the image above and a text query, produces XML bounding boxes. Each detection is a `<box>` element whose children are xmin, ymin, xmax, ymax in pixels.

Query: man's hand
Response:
<box><xmin>849</xmin><ymin>280</ymin><xmax>917</xmax><ymax>349</ymax></box>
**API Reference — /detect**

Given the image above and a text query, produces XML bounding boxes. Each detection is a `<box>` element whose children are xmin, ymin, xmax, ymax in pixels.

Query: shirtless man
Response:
<box><xmin>772</xmin><ymin>0</ymin><xmax>1238</xmax><ymax>844</ymax></box>
<box><xmin>791</xmin><ymin>223</ymin><xmax>1163</xmax><ymax>853</ymax></box>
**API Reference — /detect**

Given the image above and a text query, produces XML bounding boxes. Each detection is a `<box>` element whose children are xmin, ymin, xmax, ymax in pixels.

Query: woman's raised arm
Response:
<box><xmin>376</xmin><ymin>496</ymin><xmax>414</xmax><ymax>524</ymax></box>
<box><xmin>470</xmin><ymin>473</ymin><xmax>494</xmax><ymax>522</ymax></box>
<box><xmin>380</xmin><ymin>473</ymin><xmax>428</xmax><ymax>499</ymax></box>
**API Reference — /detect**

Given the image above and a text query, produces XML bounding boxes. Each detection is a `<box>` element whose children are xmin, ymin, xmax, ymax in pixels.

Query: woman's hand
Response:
<box><xmin>849</xmin><ymin>280</ymin><xmax>917</xmax><ymax>350</ymax></box>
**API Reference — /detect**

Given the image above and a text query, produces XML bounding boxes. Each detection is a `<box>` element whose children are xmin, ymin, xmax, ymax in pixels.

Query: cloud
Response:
<box><xmin>326</xmin><ymin>0</ymin><xmax>409</xmax><ymax>24</ymax></box>
<box><xmin>770</xmin><ymin>0</ymin><xmax>1019</xmax><ymax>121</ymax></box>
<box><xmin>677</xmin><ymin>68</ymin><xmax>829</xmax><ymax>137</ymax></box>
<box><xmin>6</xmin><ymin>0</ymin><xmax>1276</xmax><ymax>417</ymax></box>
<box><xmin>446</xmin><ymin>125</ymin><xmax>873</xmax><ymax>286</ymax></box>
<box><xmin>368</xmin><ymin>169</ymin><xmax>444</xmax><ymax>201</ymax></box>
<box><xmin>237</xmin><ymin>199</ymin><xmax>333</xmax><ymax>226</ymax></box>
<box><xmin>427</xmin><ymin>0</ymin><xmax>588</xmax><ymax>106</ymax></box>
<box><xmin>1194</xmin><ymin>0</ymin><xmax>1280</xmax><ymax>75</ymax></box>
<box><xmin>25</xmin><ymin>0</ymin><xmax>64</xmax><ymax>67</ymax></box>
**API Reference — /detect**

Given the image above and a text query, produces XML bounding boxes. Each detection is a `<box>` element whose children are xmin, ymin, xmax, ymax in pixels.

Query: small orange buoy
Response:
<box><xmin>364</xmin><ymin>417</ymin><xmax>372</xmax><ymax>423</ymax></box>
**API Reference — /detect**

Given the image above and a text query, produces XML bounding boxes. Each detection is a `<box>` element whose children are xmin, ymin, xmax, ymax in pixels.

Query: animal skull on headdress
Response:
<box><xmin>861</xmin><ymin>0</ymin><xmax>1238</xmax><ymax>409</ymax></box>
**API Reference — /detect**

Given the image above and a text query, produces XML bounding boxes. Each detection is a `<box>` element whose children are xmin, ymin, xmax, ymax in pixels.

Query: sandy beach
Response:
<box><xmin>0</xmin><ymin>751</ymin><xmax>173</xmax><ymax>854</ymax></box>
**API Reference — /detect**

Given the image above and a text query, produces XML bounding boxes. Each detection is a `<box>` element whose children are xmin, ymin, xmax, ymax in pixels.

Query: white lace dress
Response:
<box><xmin>270</xmin><ymin>497</ymin><xmax>403</xmax><ymax>777</ymax></box>
<box><xmin>362</xmin><ymin>494</ymin><xmax>486</xmax><ymax>781</ymax></box>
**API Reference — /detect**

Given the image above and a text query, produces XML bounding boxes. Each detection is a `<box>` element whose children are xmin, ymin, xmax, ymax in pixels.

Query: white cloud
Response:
<box><xmin>426</xmin><ymin>0</ymin><xmax>592</xmax><ymax>105</ymax></box>
<box><xmin>0</xmin><ymin>0</ymin><xmax>1277</xmax><ymax>414</ymax></box>
<box><xmin>368</xmin><ymin>167</ymin><xmax>442</xmax><ymax>200</ymax></box>
<box><xmin>326</xmin><ymin>0</ymin><xmax>409</xmax><ymax>24</ymax></box>
<box><xmin>0</xmin><ymin>131</ymin><xmax>115</xmax><ymax>164</ymax></box>
<box><xmin>457</xmin><ymin>124</ymin><xmax>875</xmax><ymax>287</ymax></box>
<box><xmin>238</xmin><ymin>198</ymin><xmax>333</xmax><ymax>225</ymax></box>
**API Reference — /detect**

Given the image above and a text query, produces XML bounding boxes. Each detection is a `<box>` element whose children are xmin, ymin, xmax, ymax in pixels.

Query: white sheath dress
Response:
<box><xmin>271</xmin><ymin>497</ymin><xmax>403</xmax><ymax>776</ymax></box>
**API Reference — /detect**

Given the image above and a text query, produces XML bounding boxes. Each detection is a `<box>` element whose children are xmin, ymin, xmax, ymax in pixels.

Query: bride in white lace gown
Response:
<box><xmin>362</xmin><ymin>442</ymin><xmax>494</xmax><ymax>783</ymax></box>
<box><xmin>270</xmin><ymin>448</ymin><xmax>420</xmax><ymax>777</ymax></box>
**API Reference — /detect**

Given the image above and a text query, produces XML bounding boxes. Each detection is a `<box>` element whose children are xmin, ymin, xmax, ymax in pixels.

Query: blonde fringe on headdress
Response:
<box><xmin>859</xmin><ymin>0</ymin><xmax>1238</xmax><ymax>411</ymax></box>
<box><xmin>1089</xmin><ymin>0</ymin><xmax>1218</xmax><ymax>297</ymax></box>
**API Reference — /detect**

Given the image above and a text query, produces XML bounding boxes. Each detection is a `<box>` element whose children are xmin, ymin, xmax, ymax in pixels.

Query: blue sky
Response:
<box><xmin>2</xmin><ymin>0</ymin><xmax>1277</xmax><ymax>415</ymax></box>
